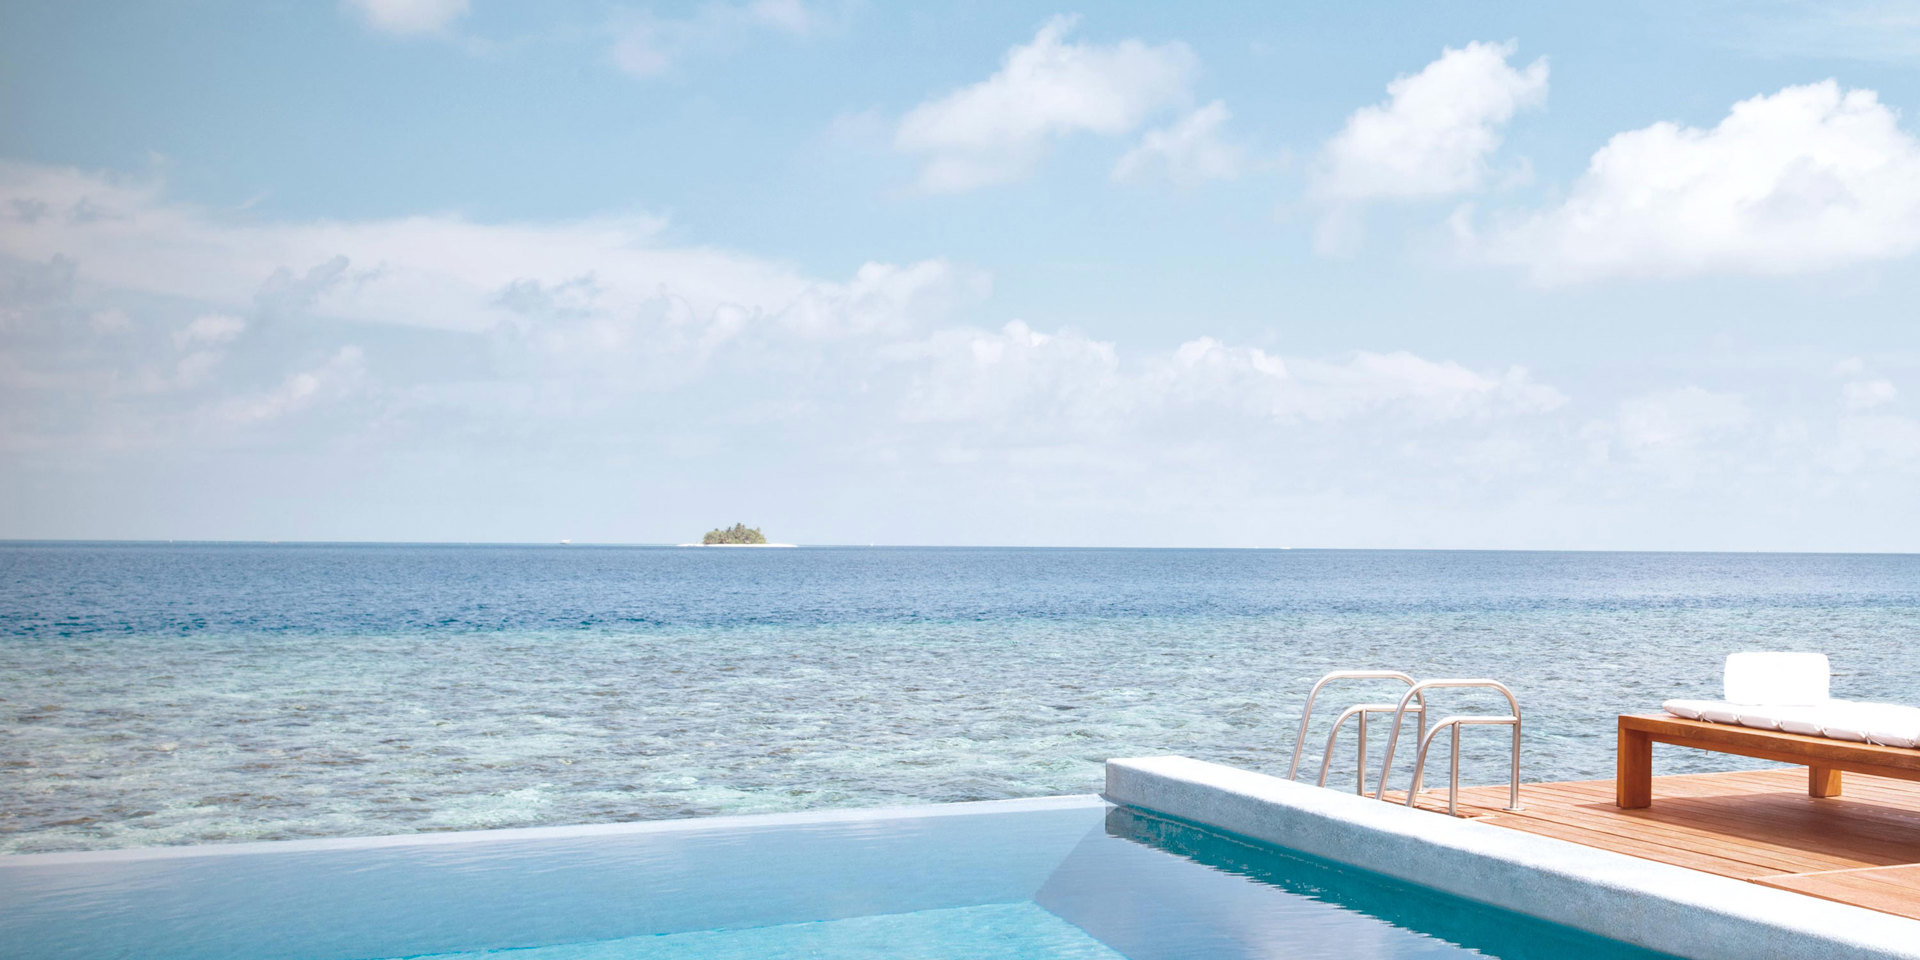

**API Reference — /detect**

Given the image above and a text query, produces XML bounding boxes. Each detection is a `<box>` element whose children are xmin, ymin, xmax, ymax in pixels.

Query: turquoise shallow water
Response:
<box><xmin>2</xmin><ymin>543</ymin><xmax>1917</xmax><ymax>853</ymax></box>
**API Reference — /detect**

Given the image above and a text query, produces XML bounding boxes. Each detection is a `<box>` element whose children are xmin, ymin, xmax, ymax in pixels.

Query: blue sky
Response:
<box><xmin>2</xmin><ymin>0</ymin><xmax>1918</xmax><ymax>548</ymax></box>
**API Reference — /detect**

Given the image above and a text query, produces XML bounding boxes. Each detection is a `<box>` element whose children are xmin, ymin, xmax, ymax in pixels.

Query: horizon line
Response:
<box><xmin>0</xmin><ymin>538</ymin><xmax>1915</xmax><ymax>556</ymax></box>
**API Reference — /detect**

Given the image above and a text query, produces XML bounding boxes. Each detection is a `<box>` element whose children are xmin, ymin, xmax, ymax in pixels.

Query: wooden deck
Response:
<box><xmin>1398</xmin><ymin>768</ymin><xmax>1920</xmax><ymax>921</ymax></box>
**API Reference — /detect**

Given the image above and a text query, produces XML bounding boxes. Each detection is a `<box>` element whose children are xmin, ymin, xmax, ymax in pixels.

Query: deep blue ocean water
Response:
<box><xmin>3</xmin><ymin>543</ymin><xmax>1917</xmax><ymax>853</ymax></box>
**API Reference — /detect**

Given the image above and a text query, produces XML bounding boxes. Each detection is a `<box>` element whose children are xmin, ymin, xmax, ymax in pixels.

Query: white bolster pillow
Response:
<box><xmin>1723</xmin><ymin>651</ymin><xmax>1829</xmax><ymax>705</ymax></box>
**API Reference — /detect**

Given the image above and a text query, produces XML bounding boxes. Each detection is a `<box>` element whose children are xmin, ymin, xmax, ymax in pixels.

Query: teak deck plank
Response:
<box><xmin>1501</xmin><ymin>788</ymin><xmax>1920</xmax><ymax>867</ymax></box>
<box><xmin>1394</xmin><ymin>767</ymin><xmax>1920</xmax><ymax>921</ymax></box>
<box><xmin>1401</xmin><ymin>795</ymin><xmax>1844</xmax><ymax>876</ymax></box>
<box><xmin>1489</xmin><ymin>805</ymin><xmax>1868</xmax><ymax>873</ymax></box>
<box><xmin>1753</xmin><ymin>864</ymin><xmax>1920</xmax><ymax>922</ymax></box>
<box><xmin>1401</xmin><ymin>789</ymin><xmax>1848</xmax><ymax>873</ymax></box>
<box><xmin>1472</xmin><ymin>814</ymin><xmax>1777</xmax><ymax>877</ymax></box>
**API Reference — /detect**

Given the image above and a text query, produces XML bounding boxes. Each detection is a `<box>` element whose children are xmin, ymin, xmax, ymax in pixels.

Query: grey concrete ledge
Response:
<box><xmin>1</xmin><ymin>794</ymin><xmax>1106</xmax><ymax>867</ymax></box>
<box><xmin>1106</xmin><ymin>756</ymin><xmax>1920</xmax><ymax>960</ymax></box>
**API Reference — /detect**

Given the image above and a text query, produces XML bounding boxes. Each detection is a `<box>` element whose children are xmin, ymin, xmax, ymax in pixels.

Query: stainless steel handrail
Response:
<box><xmin>1314</xmin><ymin>701</ymin><xmax>1425</xmax><ymax>795</ymax></box>
<box><xmin>1374</xmin><ymin>679</ymin><xmax>1522</xmax><ymax>814</ymax></box>
<box><xmin>1409</xmin><ymin>716</ymin><xmax>1519</xmax><ymax>815</ymax></box>
<box><xmin>1287</xmin><ymin>671</ymin><xmax>1428</xmax><ymax>795</ymax></box>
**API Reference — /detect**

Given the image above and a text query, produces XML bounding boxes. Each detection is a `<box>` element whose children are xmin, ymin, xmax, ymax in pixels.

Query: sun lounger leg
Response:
<box><xmin>1809</xmin><ymin>765</ymin><xmax>1842</xmax><ymax>798</ymax></box>
<box><xmin>1616</xmin><ymin>720</ymin><xmax>1652</xmax><ymax>808</ymax></box>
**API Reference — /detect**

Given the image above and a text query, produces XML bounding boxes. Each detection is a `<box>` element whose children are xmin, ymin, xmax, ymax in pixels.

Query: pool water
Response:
<box><xmin>410</xmin><ymin>903</ymin><xmax>1125</xmax><ymax>960</ymax></box>
<box><xmin>0</xmin><ymin>796</ymin><xmax>1673</xmax><ymax>960</ymax></box>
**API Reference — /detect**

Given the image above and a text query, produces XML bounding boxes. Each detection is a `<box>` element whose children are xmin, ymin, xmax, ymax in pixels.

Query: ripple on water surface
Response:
<box><xmin>1</xmin><ymin>543</ymin><xmax>1916</xmax><ymax>853</ymax></box>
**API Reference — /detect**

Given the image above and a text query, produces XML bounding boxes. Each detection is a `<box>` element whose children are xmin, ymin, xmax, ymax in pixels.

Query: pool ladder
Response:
<box><xmin>1287</xmin><ymin>671</ymin><xmax>1523</xmax><ymax>816</ymax></box>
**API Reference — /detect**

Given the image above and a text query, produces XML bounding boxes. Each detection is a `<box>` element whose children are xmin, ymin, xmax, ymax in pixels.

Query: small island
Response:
<box><xmin>679</xmin><ymin>523</ymin><xmax>797</xmax><ymax>548</ymax></box>
<box><xmin>705</xmin><ymin>523</ymin><xmax>766</xmax><ymax>545</ymax></box>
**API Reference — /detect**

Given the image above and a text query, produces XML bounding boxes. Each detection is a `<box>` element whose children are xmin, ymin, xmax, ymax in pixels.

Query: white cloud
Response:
<box><xmin>898</xmin><ymin>321</ymin><xmax>1128</xmax><ymax>428</ymax></box>
<box><xmin>1112</xmin><ymin>101</ymin><xmax>1245</xmax><ymax>185</ymax></box>
<box><xmin>1612</xmin><ymin>386</ymin><xmax>1750</xmax><ymax>451</ymax></box>
<box><xmin>1155</xmin><ymin>338</ymin><xmax>1565</xmax><ymax>423</ymax></box>
<box><xmin>745</xmin><ymin>0</ymin><xmax>813</xmax><ymax>33</ymax></box>
<box><xmin>1723</xmin><ymin>0</ymin><xmax>1920</xmax><ymax>62</ymax></box>
<box><xmin>0</xmin><ymin>159</ymin><xmax>995</xmax><ymax>455</ymax></box>
<box><xmin>0</xmin><ymin>162</ymin><xmax>969</xmax><ymax>360</ymax></box>
<box><xmin>90</xmin><ymin>309</ymin><xmax>131</xmax><ymax>334</ymax></box>
<box><xmin>1269</xmin><ymin>349</ymin><xmax>1566</xmax><ymax>421</ymax></box>
<box><xmin>777</xmin><ymin>260</ymin><xmax>989</xmax><ymax>338</ymax></box>
<box><xmin>222</xmin><ymin>347</ymin><xmax>367</xmax><ymax>425</ymax></box>
<box><xmin>169</xmin><ymin>350</ymin><xmax>225</xmax><ymax>391</ymax></box>
<box><xmin>173</xmin><ymin>313</ymin><xmax>246</xmax><ymax>349</ymax></box>
<box><xmin>152</xmin><ymin>314</ymin><xmax>249</xmax><ymax>392</ymax></box>
<box><xmin>1834</xmin><ymin>412</ymin><xmax>1920</xmax><ymax>471</ymax></box>
<box><xmin>343</xmin><ymin>0</ymin><xmax>469</xmax><ymax>36</ymax></box>
<box><xmin>610</xmin><ymin>27</ymin><xmax>675</xmax><ymax>77</ymax></box>
<box><xmin>1472</xmin><ymin>81</ymin><xmax>1920</xmax><ymax>283</ymax></box>
<box><xmin>1844</xmin><ymin>378</ymin><xmax>1898</xmax><ymax>409</ymax></box>
<box><xmin>9</xmin><ymin>162</ymin><xmax>1918</xmax><ymax>548</ymax></box>
<box><xmin>611</xmin><ymin>0</ymin><xmax>818</xmax><ymax>78</ymax></box>
<box><xmin>890</xmin><ymin>322</ymin><xmax>1564</xmax><ymax>433</ymax></box>
<box><xmin>1315</xmin><ymin>40</ymin><xmax>1547</xmax><ymax>202</ymax></box>
<box><xmin>895</xmin><ymin>15</ymin><xmax>1197</xmax><ymax>192</ymax></box>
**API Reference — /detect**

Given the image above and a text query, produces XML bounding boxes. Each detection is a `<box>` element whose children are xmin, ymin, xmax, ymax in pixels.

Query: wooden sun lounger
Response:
<box><xmin>1617</xmin><ymin>713</ymin><xmax>1920</xmax><ymax>808</ymax></box>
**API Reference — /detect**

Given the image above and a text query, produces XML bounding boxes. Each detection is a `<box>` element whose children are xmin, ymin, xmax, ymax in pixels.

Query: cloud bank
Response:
<box><xmin>0</xmin><ymin>161</ymin><xmax>1571</xmax><ymax>461</ymax></box>
<box><xmin>3</xmin><ymin>159</ymin><xmax>1915</xmax><ymax>548</ymax></box>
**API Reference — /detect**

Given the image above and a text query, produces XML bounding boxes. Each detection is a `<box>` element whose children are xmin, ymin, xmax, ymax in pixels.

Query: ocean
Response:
<box><xmin>2</xmin><ymin>543</ymin><xmax>1916</xmax><ymax>854</ymax></box>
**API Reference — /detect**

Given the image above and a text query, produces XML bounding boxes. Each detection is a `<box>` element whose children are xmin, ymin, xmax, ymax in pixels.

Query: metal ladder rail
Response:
<box><xmin>1373</xmin><ymin>679</ymin><xmax>1523</xmax><ymax>815</ymax></box>
<box><xmin>1311</xmin><ymin>701</ymin><xmax>1428</xmax><ymax>795</ymax></box>
<box><xmin>1286</xmin><ymin>671</ymin><xmax>1429</xmax><ymax>796</ymax></box>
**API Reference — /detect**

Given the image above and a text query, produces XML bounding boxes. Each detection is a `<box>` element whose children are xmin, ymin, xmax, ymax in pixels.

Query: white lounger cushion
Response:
<box><xmin>1723</xmin><ymin>651</ymin><xmax>1829</xmax><ymax>705</ymax></box>
<box><xmin>1663</xmin><ymin>698</ymin><xmax>1920</xmax><ymax>749</ymax></box>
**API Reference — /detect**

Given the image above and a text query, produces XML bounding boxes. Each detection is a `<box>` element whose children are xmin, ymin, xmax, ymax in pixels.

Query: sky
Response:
<box><xmin>2</xmin><ymin>0</ymin><xmax>1918</xmax><ymax>549</ymax></box>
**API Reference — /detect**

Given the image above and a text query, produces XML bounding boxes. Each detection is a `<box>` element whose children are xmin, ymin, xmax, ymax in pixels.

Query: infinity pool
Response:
<box><xmin>0</xmin><ymin>795</ymin><xmax>1671</xmax><ymax>959</ymax></box>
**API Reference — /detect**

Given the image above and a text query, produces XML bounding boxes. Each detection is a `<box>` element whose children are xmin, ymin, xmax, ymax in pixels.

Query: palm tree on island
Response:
<box><xmin>703</xmin><ymin>523</ymin><xmax>766</xmax><ymax>545</ymax></box>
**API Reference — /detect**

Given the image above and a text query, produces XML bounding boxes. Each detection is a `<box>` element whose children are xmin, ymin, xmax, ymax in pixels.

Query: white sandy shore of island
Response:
<box><xmin>675</xmin><ymin>542</ymin><xmax>798</xmax><ymax>547</ymax></box>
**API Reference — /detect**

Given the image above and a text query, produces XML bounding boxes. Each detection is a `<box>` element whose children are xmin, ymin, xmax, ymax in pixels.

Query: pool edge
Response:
<box><xmin>1103</xmin><ymin>756</ymin><xmax>1920</xmax><ymax>960</ymax></box>
<box><xmin>0</xmin><ymin>794</ymin><xmax>1109</xmax><ymax>867</ymax></box>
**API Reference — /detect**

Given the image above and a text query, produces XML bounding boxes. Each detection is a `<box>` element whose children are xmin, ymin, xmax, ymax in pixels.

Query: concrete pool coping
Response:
<box><xmin>1105</xmin><ymin>755</ymin><xmax>1920</xmax><ymax>960</ymax></box>
<box><xmin>0</xmin><ymin>794</ymin><xmax>1109</xmax><ymax>867</ymax></box>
